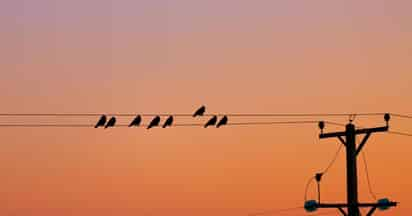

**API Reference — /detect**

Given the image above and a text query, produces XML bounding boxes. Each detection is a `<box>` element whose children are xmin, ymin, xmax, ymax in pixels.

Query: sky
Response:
<box><xmin>0</xmin><ymin>0</ymin><xmax>411</xmax><ymax>215</ymax></box>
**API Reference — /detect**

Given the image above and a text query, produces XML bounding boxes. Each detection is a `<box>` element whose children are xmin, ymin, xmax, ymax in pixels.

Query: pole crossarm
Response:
<box><xmin>319</xmin><ymin>131</ymin><xmax>346</xmax><ymax>138</ymax></box>
<box><xmin>355</xmin><ymin>126</ymin><xmax>388</xmax><ymax>135</ymax></box>
<box><xmin>316</xmin><ymin>202</ymin><xmax>397</xmax><ymax>208</ymax></box>
<box><xmin>319</xmin><ymin>126</ymin><xmax>388</xmax><ymax>139</ymax></box>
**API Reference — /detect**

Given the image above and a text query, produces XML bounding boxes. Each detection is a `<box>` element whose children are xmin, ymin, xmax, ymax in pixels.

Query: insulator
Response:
<box><xmin>378</xmin><ymin>198</ymin><xmax>391</xmax><ymax>211</ymax></box>
<box><xmin>304</xmin><ymin>200</ymin><xmax>318</xmax><ymax>212</ymax></box>
<box><xmin>318</xmin><ymin>121</ymin><xmax>325</xmax><ymax>130</ymax></box>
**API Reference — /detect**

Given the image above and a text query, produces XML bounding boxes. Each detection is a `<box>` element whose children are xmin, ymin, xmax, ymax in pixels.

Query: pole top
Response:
<box><xmin>346</xmin><ymin>122</ymin><xmax>355</xmax><ymax>130</ymax></box>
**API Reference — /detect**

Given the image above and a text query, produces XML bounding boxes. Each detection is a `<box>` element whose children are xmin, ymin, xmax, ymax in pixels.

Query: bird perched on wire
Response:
<box><xmin>204</xmin><ymin>115</ymin><xmax>217</xmax><ymax>128</ymax></box>
<box><xmin>105</xmin><ymin>117</ymin><xmax>116</xmax><ymax>129</ymax></box>
<box><xmin>162</xmin><ymin>116</ymin><xmax>174</xmax><ymax>128</ymax></box>
<box><xmin>94</xmin><ymin>115</ymin><xmax>107</xmax><ymax>128</ymax></box>
<box><xmin>147</xmin><ymin>116</ymin><xmax>161</xmax><ymax>129</ymax></box>
<box><xmin>193</xmin><ymin>105</ymin><xmax>206</xmax><ymax>117</ymax></box>
<box><xmin>216</xmin><ymin>115</ymin><xmax>228</xmax><ymax>128</ymax></box>
<box><xmin>128</xmin><ymin>115</ymin><xmax>142</xmax><ymax>127</ymax></box>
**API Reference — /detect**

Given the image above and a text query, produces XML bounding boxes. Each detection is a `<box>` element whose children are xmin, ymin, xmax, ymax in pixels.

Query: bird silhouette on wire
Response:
<box><xmin>216</xmin><ymin>115</ymin><xmax>228</xmax><ymax>128</ymax></box>
<box><xmin>105</xmin><ymin>117</ymin><xmax>116</xmax><ymax>129</ymax></box>
<box><xmin>162</xmin><ymin>116</ymin><xmax>174</xmax><ymax>128</ymax></box>
<box><xmin>147</xmin><ymin>116</ymin><xmax>161</xmax><ymax>129</ymax></box>
<box><xmin>128</xmin><ymin>115</ymin><xmax>142</xmax><ymax>127</ymax></box>
<box><xmin>193</xmin><ymin>105</ymin><xmax>206</xmax><ymax>117</ymax></box>
<box><xmin>94</xmin><ymin>115</ymin><xmax>107</xmax><ymax>128</ymax></box>
<box><xmin>204</xmin><ymin>115</ymin><xmax>217</xmax><ymax>128</ymax></box>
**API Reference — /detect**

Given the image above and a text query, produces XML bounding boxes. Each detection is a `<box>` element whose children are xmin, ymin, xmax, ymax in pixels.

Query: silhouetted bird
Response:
<box><xmin>162</xmin><ymin>116</ymin><xmax>174</xmax><ymax>128</ymax></box>
<box><xmin>94</xmin><ymin>115</ymin><xmax>107</xmax><ymax>128</ymax></box>
<box><xmin>216</xmin><ymin>115</ymin><xmax>228</xmax><ymax>128</ymax></box>
<box><xmin>147</xmin><ymin>116</ymin><xmax>160</xmax><ymax>129</ymax></box>
<box><xmin>193</xmin><ymin>105</ymin><xmax>206</xmax><ymax>117</ymax></box>
<box><xmin>128</xmin><ymin>115</ymin><xmax>142</xmax><ymax>127</ymax></box>
<box><xmin>105</xmin><ymin>117</ymin><xmax>116</xmax><ymax>129</ymax></box>
<box><xmin>204</xmin><ymin>115</ymin><xmax>217</xmax><ymax>128</ymax></box>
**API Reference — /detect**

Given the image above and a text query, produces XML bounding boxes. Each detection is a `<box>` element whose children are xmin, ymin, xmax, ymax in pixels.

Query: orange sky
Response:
<box><xmin>0</xmin><ymin>0</ymin><xmax>411</xmax><ymax>215</ymax></box>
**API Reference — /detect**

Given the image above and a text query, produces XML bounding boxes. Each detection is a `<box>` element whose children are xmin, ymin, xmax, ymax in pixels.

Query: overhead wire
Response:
<box><xmin>0</xmin><ymin>120</ymin><xmax>320</xmax><ymax>128</ymax></box>
<box><xmin>0</xmin><ymin>112</ymin><xmax>386</xmax><ymax>117</ymax></box>
<box><xmin>247</xmin><ymin>206</ymin><xmax>303</xmax><ymax>216</ymax></box>
<box><xmin>361</xmin><ymin>151</ymin><xmax>377</xmax><ymax>201</ymax></box>
<box><xmin>388</xmin><ymin>131</ymin><xmax>412</xmax><ymax>137</ymax></box>
<box><xmin>322</xmin><ymin>143</ymin><xmax>343</xmax><ymax>175</ymax></box>
<box><xmin>2</xmin><ymin>113</ymin><xmax>412</xmax><ymax>138</ymax></box>
<box><xmin>391</xmin><ymin>113</ymin><xmax>412</xmax><ymax>119</ymax></box>
<box><xmin>2</xmin><ymin>112</ymin><xmax>409</xmax><ymax>131</ymax></box>
<box><xmin>304</xmin><ymin>140</ymin><xmax>343</xmax><ymax>202</ymax></box>
<box><xmin>1</xmin><ymin>112</ymin><xmax>411</xmax><ymax>137</ymax></box>
<box><xmin>323</xmin><ymin>121</ymin><xmax>346</xmax><ymax>127</ymax></box>
<box><xmin>386</xmin><ymin>113</ymin><xmax>412</xmax><ymax>136</ymax></box>
<box><xmin>304</xmin><ymin>176</ymin><xmax>315</xmax><ymax>202</ymax></box>
<box><xmin>247</xmin><ymin>206</ymin><xmax>336</xmax><ymax>216</ymax></box>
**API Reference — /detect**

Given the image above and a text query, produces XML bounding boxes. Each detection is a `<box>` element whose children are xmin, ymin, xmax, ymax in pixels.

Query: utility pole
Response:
<box><xmin>305</xmin><ymin>114</ymin><xmax>397</xmax><ymax>216</ymax></box>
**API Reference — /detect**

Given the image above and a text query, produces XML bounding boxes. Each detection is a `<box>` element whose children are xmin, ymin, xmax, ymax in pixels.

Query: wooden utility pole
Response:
<box><xmin>307</xmin><ymin>114</ymin><xmax>397</xmax><ymax>216</ymax></box>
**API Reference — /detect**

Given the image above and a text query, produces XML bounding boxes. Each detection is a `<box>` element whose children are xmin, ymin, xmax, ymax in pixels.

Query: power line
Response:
<box><xmin>224</xmin><ymin>121</ymin><xmax>318</xmax><ymax>125</ymax></box>
<box><xmin>0</xmin><ymin>124</ymin><xmax>93</xmax><ymax>127</ymax></box>
<box><xmin>391</xmin><ymin>113</ymin><xmax>412</xmax><ymax>119</ymax></box>
<box><xmin>304</xmin><ymin>176</ymin><xmax>315</xmax><ymax>202</ymax></box>
<box><xmin>0</xmin><ymin>112</ymin><xmax>386</xmax><ymax>117</ymax></box>
<box><xmin>2</xmin><ymin>118</ymin><xmax>412</xmax><ymax>139</ymax></box>
<box><xmin>323</xmin><ymin>121</ymin><xmax>346</xmax><ymax>127</ymax></box>
<box><xmin>322</xmin><ymin>143</ymin><xmax>343</xmax><ymax>175</ymax></box>
<box><xmin>248</xmin><ymin>207</ymin><xmax>335</xmax><ymax>216</ymax></box>
<box><xmin>304</xmin><ymin>142</ymin><xmax>343</xmax><ymax>202</ymax></box>
<box><xmin>361</xmin><ymin>151</ymin><xmax>377</xmax><ymax>201</ymax></box>
<box><xmin>388</xmin><ymin>130</ymin><xmax>412</xmax><ymax>137</ymax></box>
<box><xmin>0</xmin><ymin>120</ymin><xmax>320</xmax><ymax>128</ymax></box>
<box><xmin>248</xmin><ymin>206</ymin><xmax>302</xmax><ymax>216</ymax></box>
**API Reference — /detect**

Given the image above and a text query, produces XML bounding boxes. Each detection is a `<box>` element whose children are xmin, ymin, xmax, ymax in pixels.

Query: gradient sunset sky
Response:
<box><xmin>0</xmin><ymin>1</ymin><xmax>412</xmax><ymax>215</ymax></box>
